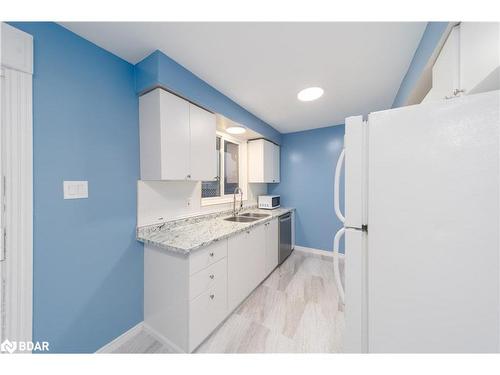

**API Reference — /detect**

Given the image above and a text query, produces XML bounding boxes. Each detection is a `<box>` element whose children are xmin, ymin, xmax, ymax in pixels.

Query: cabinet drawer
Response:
<box><xmin>189</xmin><ymin>277</ymin><xmax>227</xmax><ymax>351</ymax></box>
<box><xmin>190</xmin><ymin>258</ymin><xmax>227</xmax><ymax>300</ymax></box>
<box><xmin>189</xmin><ymin>240</ymin><xmax>227</xmax><ymax>275</ymax></box>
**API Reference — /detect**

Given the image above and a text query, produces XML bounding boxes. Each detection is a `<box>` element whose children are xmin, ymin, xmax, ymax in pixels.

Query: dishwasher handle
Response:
<box><xmin>279</xmin><ymin>213</ymin><xmax>291</xmax><ymax>221</ymax></box>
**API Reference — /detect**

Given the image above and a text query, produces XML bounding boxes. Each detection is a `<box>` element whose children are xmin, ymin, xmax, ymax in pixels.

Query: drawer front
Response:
<box><xmin>189</xmin><ymin>240</ymin><xmax>227</xmax><ymax>275</ymax></box>
<box><xmin>189</xmin><ymin>258</ymin><xmax>227</xmax><ymax>300</ymax></box>
<box><xmin>189</xmin><ymin>277</ymin><xmax>227</xmax><ymax>351</ymax></box>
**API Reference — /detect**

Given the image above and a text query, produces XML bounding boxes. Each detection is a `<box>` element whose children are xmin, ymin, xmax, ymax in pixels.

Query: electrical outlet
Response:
<box><xmin>63</xmin><ymin>181</ymin><xmax>88</xmax><ymax>199</ymax></box>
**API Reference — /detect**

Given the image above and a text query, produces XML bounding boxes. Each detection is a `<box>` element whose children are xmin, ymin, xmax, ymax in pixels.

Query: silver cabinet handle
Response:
<box><xmin>209</xmin><ymin>252</ymin><xmax>214</xmax><ymax>257</ymax></box>
<box><xmin>209</xmin><ymin>274</ymin><xmax>215</xmax><ymax>279</ymax></box>
<box><xmin>186</xmin><ymin>174</ymin><xmax>191</xmax><ymax>179</ymax></box>
<box><xmin>209</xmin><ymin>294</ymin><xmax>215</xmax><ymax>300</ymax></box>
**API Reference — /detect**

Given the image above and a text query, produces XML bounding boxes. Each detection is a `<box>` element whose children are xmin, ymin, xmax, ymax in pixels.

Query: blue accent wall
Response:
<box><xmin>392</xmin><ymin>22</ymin><xmax>449</xmax><ymax>108</ymax></box>
<box><xmin>135</xmin><ymin>50</ymin><xmax>282</xmax><ymax>144</ymax></box>
<box><xmin>9</xmin><ymin>22</ymin><xmax>143</xmax><ymax>353</ymax></box>
<box><xmin>269</xmin><ymin>125</ymin><xmax>345</xmax><ymax>253</ymax></box>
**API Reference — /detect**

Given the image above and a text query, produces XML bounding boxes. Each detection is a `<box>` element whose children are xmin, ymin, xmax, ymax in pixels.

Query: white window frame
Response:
<box><xmin>201</xmin><ymin>131</ymin><xmax>248</xmax><ymax>206</ymax></box>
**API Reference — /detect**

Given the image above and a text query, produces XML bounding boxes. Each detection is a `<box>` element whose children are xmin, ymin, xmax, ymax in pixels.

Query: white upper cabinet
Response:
<box><xmin>139</xmin><ymin>88</ymin><xmax>216</xmax><ymax>181</ymax></box>
<box><xmin>248</xmin><ymin>139</ymin><xmax>280</xmax><ymax>183</ymax></box>
<box><xmin>189</xmin><ymin>104</ymin><xmax>216</xmax><ymax>181</ymax></box>
<box><xmin>424</xmin><ymin>22</ymin><xmax>499</xmax><ymax>102</ymax></box>
<box><xmin>423</xmin><ymin>26</ymin><xmax>460</xmax><ymax>102</ymax></box>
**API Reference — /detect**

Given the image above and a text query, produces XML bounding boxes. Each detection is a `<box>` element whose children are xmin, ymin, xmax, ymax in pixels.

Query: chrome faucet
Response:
<box><xmin>233</xmin><ymin>187</ymin><xmax>243</xmax><ymax>216</ymax></box>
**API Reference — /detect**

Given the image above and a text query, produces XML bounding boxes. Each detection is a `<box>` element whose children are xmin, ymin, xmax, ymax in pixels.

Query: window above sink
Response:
<box><xmin>201</xmin><ymin>131</ymin><xmax>248</xmax><ymax>206</ymax></box>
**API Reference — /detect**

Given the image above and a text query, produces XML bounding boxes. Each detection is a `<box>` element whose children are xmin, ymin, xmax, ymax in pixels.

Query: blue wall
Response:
<box><xmin>269</xmin><ymin>125</ymin><xmax>345</xmax><ymax>253</ymax></box>
<box><xmin>135</xmin><ymin>50</ymin><xmax>282</xmax><ymax>144</ymax></box>
<box><xmin>10</xmin><ymin>22</ymin><xmax>143</xmax><ymax>353</ymax></box>
<box><xmin>392</xmin><ymin>22</ymin><xmax>449</xmax><ymax>107</ymax></box>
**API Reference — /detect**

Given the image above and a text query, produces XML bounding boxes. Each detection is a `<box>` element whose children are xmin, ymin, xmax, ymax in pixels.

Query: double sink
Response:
<box><xmin>224</xmin><ymin>212</ymin><xmax>270</xmax><ymax>223</ymax></box>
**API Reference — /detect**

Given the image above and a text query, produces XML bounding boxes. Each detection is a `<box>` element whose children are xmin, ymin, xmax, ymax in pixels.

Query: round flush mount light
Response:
<box><xmin>226</xmin><ymin>126</ymin><xmax>247</xmax><ymax>135</ymax></box>
<box><xmin>297</xmin><ymin>87</ymin><xmax>324</xmax><ymax>102</ymax></box>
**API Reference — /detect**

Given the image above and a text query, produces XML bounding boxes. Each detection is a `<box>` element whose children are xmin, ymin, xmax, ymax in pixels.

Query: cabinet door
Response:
<box><xmin>265</xmin><ymin>219</ymin><xmax>279</xmax><ymax>275</ymax></box>
<box><xmin>248</xmin><ymin>140</ymin><xmax>264</xmax><ymax>182</ymax></box>
<box><xmin>460</xmin><ymin>22</ymin><xmax>500</xmax><ymax>95</ymax></box>
<box><xmin>429</xmin><ymin>25</ymin><xmax>460</xmax><ymax>101</ymax></box>
<box><xmin>262</xmin><ymin>140</ymin><xmax>275</xmax><ymax>182</ymax></box>
<box><xmin>272</xmin><ymin>143</ymin><xmax>280</xmax><ymax>183</ymax></box>
<box><xmin>160</xmin><ymin>90</ymin><xmax>190</xmax><ymax>180</ymax></box>
<box><xmin>189</xmin><ymin>104</ymin><xmax>216</xmax><ymax>181</ymax></box>
<box><xmin>189</xmin><ymin>259</ymin><xmax>227</xmax><ymax>352</ymax></box>
<box><xmin>227</xmin><ymin>225</ymin><xmax>266</xmax><ymax>312</ymax></box>
<box><xmin>252</xmin><ymin>224</ymin><xmax>267</xmax><ymax>284</ymax></box>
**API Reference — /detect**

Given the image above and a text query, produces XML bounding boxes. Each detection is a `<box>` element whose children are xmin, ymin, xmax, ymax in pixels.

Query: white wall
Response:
<box><xmin>137</xmin><ymin>181</ymin><xmax>267</xmax><ymax>226</ymax></box>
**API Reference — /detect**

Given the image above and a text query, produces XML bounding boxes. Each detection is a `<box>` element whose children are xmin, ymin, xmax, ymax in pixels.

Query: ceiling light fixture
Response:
<box><xmin>226</xmin><ymin>126</ymin><xmax>246</xmax><ymax>135</ymax></box>
<box><xmin>297</xmin><ymin>87</ymin><xmax>324</xmax><ymax>102</ymax></box>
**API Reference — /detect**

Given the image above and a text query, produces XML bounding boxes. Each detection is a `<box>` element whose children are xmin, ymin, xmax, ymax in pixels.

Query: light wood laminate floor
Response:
<box><xmin>113</xmin><ymin>250</ymin><xmax>345</xmax><ymax>353</ymax></box>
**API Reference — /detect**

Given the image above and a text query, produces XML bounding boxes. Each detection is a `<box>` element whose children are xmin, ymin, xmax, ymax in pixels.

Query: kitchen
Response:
<box><xmin>1</xmin><ymin>10</ymin><xmax>500</xmax><ymax>366</ymax></box>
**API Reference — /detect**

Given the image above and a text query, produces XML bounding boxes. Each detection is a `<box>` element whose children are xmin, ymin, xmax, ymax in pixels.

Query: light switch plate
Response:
<box><xmin>63</xmin><ymin>181</ymin><xmax>88</xmax><ymax>199</ymax></box>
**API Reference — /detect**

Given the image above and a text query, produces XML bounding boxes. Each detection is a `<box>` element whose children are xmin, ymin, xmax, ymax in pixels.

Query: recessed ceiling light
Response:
<box><xmin>297</xmin><ymin>87</ymin><xmax>324</xmax><ymax>102</ymax></box>
<box><xmin>226</xmin><ymin>126</ymin><xmax>246</xmax><ymax>135</ymax></box>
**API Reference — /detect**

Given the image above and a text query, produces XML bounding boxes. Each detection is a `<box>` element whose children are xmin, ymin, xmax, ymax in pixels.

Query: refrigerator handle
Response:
<box><xmin>333</xmin><ymin>227</ymin><xmax>345</xmax><ymax>304</ymax></box>
<box><xmin>334</xmin><ymin>148</ymin><xmax>345</xmax><ymax>223</ymax></box>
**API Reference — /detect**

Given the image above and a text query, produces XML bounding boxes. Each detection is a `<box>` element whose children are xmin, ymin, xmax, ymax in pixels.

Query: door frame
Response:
<box><xmin>0</xmin><ymin>23</ymin><xmax>33</xmax><ymax>348</ymax></box>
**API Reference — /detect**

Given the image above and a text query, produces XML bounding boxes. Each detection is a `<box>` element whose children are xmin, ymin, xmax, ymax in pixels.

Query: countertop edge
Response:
<box><xmin>137</xmin><ymin>207</ymin><xmax>295</xmax><ymax>256</ymax></box>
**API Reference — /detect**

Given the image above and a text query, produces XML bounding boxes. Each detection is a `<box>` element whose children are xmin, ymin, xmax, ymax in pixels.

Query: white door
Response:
<box><xmin>271</xmin><ymin>143</ymin><xmax>280</xmax><ymax>183</ymax></box>
<box><xmin>367</xmin><ymin>90</ymin><xmax>499</xmax><ymax>352</ymax></box>
<box><xmin>428</xmin><ymin>25</ymin><xmax>461</xmax><ymax>101</ymax></box>
<box><xmin>227</xmin><ymin>225</ymin><xmax>266</xmax><ymax>311</ymax></box>
<box><xmin>0</xmin><ymin>65</ymin><xmax>4</xmax><ymax>343</ymax></box>
<box><xmin>263</xmin><ymin>140</ymin><xmax>275</xmax><ymax>183</ymax></box>
<box><xmin>160</xmin><ymin>90</ymin><xmax>190</xmax><ymax>180</ymax></box>
<box><xmin>189</xmin><ymin>104</ymin><xmax>216</xmax><ymax>181</ymax></box>
<box><xmin>265</xmin><ymin>219</ymin><xmax>279</xmax><ymax>275</ymax></box>
<box><xmin>344</xmin><ymin>228</ymin><xmax>368</xmax><ymax>353</ymax></box>
<box><xmin>344</xmin><ymin>115</ymin><xmax>366</xmax><ymax>229</ymax></box>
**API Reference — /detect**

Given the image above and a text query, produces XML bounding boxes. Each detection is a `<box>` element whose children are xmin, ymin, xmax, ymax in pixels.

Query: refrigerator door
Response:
<box><xmin>344</xmin><ymin>116</ymin><xmax>367</xmax><ymax>229</ymax></box>
<box><xmin>344</xmin><ymin>228</ymin><xmax>368</xmax><ymax>353</ymax></box>
<box><xmin>367</xmin><ymin>90</ymin><xmax>499</xmax><ymax>352</ymax></box>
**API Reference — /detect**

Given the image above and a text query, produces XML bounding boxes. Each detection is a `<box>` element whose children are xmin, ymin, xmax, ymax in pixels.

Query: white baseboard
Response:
<box><xmin>96</xmin><ymin>322</ymin><xmax>144</xmax><ymax>353</ymax></box>
<box><xmin>142</xmin><ymin>323</ymin><xmax>184</xmax><ymax>353</ymax></box>
<box><xmin>294</xmin><ymin>245</ymin><xmax>344</xmax><ymax>258</ymax></box>
<box><xmin>96</xmin><ymin>321</ymin><xmax>185</xmax><ymax>353</ymax></box>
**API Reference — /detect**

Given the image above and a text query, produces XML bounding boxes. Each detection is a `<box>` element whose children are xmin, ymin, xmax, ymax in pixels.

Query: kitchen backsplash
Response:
<box><xmin>137</xmin><ymin>180</ymin><xmax>267</xmax><ymax>226</ymax></box>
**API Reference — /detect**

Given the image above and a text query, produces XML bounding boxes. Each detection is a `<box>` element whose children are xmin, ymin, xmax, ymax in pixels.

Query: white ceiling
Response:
<box><xmin>60</xmin><ymin>22</ymin><xmax>426</xmax><ymax>133</ymax></box>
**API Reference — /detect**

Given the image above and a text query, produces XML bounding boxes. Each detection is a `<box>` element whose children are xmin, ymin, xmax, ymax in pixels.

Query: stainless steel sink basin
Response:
<box><xmin>224</xmin><ymin>216</ymin><xmax>260</xmax><ymax>223</ymax></box>
<box><xmin>239</xmin><ymin>213</ymin><xmax>270</xmax><ymax>218</ymax></box>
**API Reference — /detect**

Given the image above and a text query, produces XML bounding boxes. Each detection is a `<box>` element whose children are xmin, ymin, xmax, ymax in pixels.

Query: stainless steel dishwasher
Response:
<box><xmin>278</xmin><ymin>212</ymin><xmax>292</xmax><ymax>265</ymax></box>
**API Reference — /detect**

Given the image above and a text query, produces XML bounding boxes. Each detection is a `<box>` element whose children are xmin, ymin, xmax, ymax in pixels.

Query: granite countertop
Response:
<box><xmin>136</xmin><ymin>207</ymin><xmax>294</xmax><ymax>256</ymax></box>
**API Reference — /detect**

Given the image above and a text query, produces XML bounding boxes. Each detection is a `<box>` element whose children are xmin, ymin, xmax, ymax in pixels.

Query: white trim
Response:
<box><xmin>294</xmin><ymin>245</ymin><xmax>343</xmax><ymax>258</ymax></box>
<box><xmin>96</xmin><ymin>322</ymin><xmax>144</xmax><ymax>353</ymax></box>
<box><xmin>143</xmin><ymin>322</ymin><xmax>184</xmax><ymax>353</ymax></box>
<box><xmin>1</xmin><ymin>23</ymin><xmax>33</xmax><ymax>348</ymax></box>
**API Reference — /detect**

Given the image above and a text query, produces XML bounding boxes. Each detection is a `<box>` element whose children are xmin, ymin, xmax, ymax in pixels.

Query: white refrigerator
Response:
<box><xmin>334</xmin><ymin>90</ymin><xmax>500</xmax><ymax>353</ymax></box>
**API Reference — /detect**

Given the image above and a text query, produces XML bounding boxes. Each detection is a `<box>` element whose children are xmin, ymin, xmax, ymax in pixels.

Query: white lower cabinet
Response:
<box><xmin>264</xmin><ymin>218</ymin><xmax>279</xmax><ymax>275</ymax></box>
<box><xmin>189</xmin><ymin>259</ymin><xmax>228</xmax><ymax>351</ymax></box>
<box><xmin>227</xmin><ymin>225</ymin><xmax>266</xmax><ymax>312</ymax></box>
<box><xmin>144</xmin><ymin>219</ymin><xmax>279</xmax><ymax>352</ymax></box>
